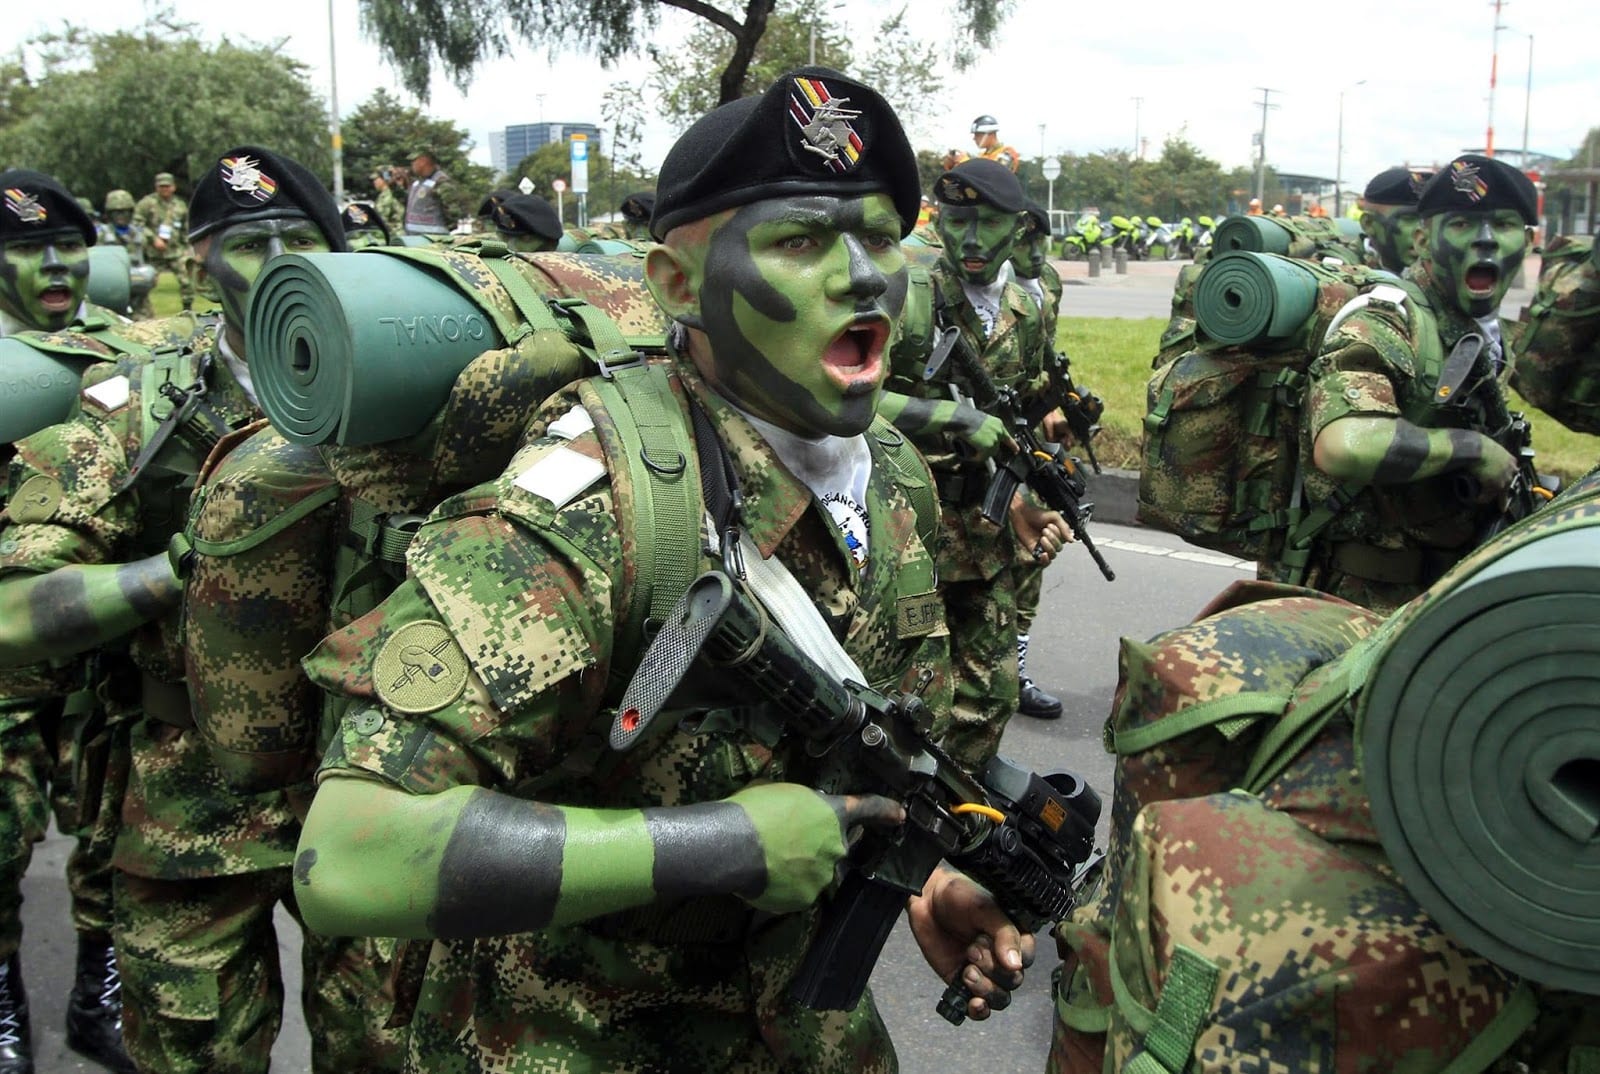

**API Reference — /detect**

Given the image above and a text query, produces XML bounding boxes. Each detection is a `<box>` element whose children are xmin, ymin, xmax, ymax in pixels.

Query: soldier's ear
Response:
<box><xmin>644</xmin><ymin>243</ymin><xmax>698</xmax><ymax>322</ymax></box>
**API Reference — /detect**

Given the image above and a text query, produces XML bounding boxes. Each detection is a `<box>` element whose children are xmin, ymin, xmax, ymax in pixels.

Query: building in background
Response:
<box><xmin>490</xmin><ymin>123</ymin><xmax>604</xmax><ymax>176</ymax></box>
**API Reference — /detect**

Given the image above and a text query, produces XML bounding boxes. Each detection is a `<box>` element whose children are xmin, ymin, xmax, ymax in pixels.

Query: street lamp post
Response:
<box><xmin>1335</xmin><ymin>79</ymin><xmax>1366</xmax><ymax>217</ymax></box>
<box><xmin>327</xmin><ymin>0</ymin><xmax>343</xmax><ymax>201</ymax></box>
<box><xmin>1520</xmin><ymin>33</ymin><xmax>1533</xmax><ymax>167</ymax></box>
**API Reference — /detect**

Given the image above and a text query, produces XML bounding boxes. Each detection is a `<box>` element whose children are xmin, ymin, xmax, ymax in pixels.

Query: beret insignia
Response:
<box><xmin>221</xmin><ymin>155</ymin><xmax>279</xmax><ymax>204</ymax></box>
<box><xmin>4</xmin><ymin>189</ymin><xmax>46</xmax><ymax>225</ymax></box>
<box><xmin>789</xmin><ymin>76</ymin><xmax>864</xmax><ymax>172</ymax></box>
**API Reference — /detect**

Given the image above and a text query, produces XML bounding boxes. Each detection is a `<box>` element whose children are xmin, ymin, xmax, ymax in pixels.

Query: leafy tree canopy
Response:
<box><xmin>0</xmin><ymin>17</ymin><xmax>331</xmax><ymax>200</ymax></box>
<box><xmin>340</xmin><ymin>88</ymin><xmax>494</xmax><ymax>207</ymax></box>
<box><xmin>507</xmin><ymin>140</ymin><xmax>653</xmax><ymax>222</ymax></box>
<box><xmin>359</xmin><ymin>0</ymin><xmax>1011</xmax><ymax>108</ymax></box>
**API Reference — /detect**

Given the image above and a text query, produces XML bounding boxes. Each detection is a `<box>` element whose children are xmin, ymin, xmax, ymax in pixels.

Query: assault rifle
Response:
<box><xmin>1041</xmin><ymin>348</ymin><xmax>1106</xmax><ymax>475</ymax></box>
<box><xmin>927</xmin><ymin>327</ymin><xmax>1115</xmax><ymax>580</ymax></box>
<box><xmin>1456</xmin><ymin>411</ymin><xmax>1559</xmax><ymax>540</ymax></box>
<box><xmin>611</xmin><ymin>571</ymin><xmax>1104</xmax><ymax>1025</ymax></box>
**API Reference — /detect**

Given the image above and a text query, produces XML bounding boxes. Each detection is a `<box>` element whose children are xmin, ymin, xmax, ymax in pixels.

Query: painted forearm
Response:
<box><xmin>879</xmin><ymin>391</ymin><xmax>986</xmax><ymax>439</ymax></box>
<box><xmin>0</xmin><ymin>553</ymin><xmax>180</xmax><ymax>666</ymax></box>
<box><xmin>295</xmin><ymin>776</ymin><xmax>848</xmax><ymax>941</ymax></box>
<box><xmin>1312</xmin><ymin>415</ymin><xmax>1490</xmax><ymax>485</ymax></box>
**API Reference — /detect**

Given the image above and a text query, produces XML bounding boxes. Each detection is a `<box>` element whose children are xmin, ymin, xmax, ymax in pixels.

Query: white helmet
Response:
<box><xmin>971</xmin><ymin>115</ymin><xmax>1000</xmax><ymax>134</ymax></box>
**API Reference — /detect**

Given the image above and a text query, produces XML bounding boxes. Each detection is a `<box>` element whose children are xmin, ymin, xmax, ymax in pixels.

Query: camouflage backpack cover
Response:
<box><xmin>1137</xmin><ymin>252</ymin><xmax>1441</xmax><ymax>570</ymax></box>
<box><xmin>1051</xmin><ymin>474</ymin><xmax>1600</xmax><ymax>1072</ymax></box>
<box><xmin>1509</xmin><ymin>234</ymin><xmax>1600</xmax><ymax>435</ymax></box>
<box><xmin>177</xmin><ymin>247</ymin><xmax>674</xmax><ymax>792</ymax></box>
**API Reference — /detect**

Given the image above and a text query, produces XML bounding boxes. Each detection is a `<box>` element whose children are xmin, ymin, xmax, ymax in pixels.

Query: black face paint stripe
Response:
<box><xmin>28</xmin><ymin>569</ymin><xmax>91</xmax><ymax>650</ymax></box>
<box><xmin>644</xmin><ymin>802</ymin><xmax>766</xmax><ymax>900</ymax></box>
<box><xmin>430</xmin><ymin>790</ymin><xmax>566</xmax><ymax>938</ymax></box>
<box><xmin>1373</xmin><ymin>422</ymin><xmax>1435</xmax><ymax>484</ymax></box>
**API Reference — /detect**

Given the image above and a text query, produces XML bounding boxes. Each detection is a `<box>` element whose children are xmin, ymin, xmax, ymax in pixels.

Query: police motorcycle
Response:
<box><xmin>1061</xmin><ymin>213</ymin><xmax>1106</xmax><ymax>260</ymax></box>
<box><xmin>1193</xmin><ymin>214</ymin><xmax>1217</xmax><ymax>253</ymax></box>
<box><xmin>1105</xmin><ymin>214</ymin><xmax>1143</xmax><ymax>259</ymax></box>
<box><xmin>1140</xmin><ymin>216</ymin><xmax>1180</xmax><ymax>260</ymax></box>
<box><xmin>1170</xmin><ymin>217</ymin><xmax>1197</xmax><ymax>258</ymax></box>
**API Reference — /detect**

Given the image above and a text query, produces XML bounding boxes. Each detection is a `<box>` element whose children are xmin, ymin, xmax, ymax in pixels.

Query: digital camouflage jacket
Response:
<box><xmin>305</xmin><ymin>356</ymin><xmax>951</xmax><ymax>1073</ymax></box>
<box><xmin>0</xmin><ymin>332</ymin><xmax>302</xmax><ymax>878</ymax></box>
<box><xmin>1510</xmin><ymin>235</ymin><xmax>1600</xmax><ymax>436</ymax></box>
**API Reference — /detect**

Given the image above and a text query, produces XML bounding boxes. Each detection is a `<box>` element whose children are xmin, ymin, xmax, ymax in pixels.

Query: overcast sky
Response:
<box><xmin>6</xmin><ymin>0</ymin><xmax>1595</xmax><ymax>203</ymax></box>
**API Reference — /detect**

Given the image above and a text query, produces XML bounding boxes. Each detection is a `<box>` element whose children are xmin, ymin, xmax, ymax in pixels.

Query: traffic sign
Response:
<box><xmin>1042</xmin><ymin>158</ymin><xmax>1061</xmax><ymax>181</ymax></box>
<box><xmin>570</xmin><ymin>134</ymin><xmax>589</xmax><ymax>194</ymax></box>
<box><xmin>552</xmin><ymin>178</ymin><xmax>567</xmax><ymax>193</ymax></box>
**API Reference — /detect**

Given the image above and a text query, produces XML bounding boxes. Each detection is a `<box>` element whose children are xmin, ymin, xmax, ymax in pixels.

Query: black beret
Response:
<box><xmin>1417</xmin><ymin>155</ymin><xmax>1538</xmax><ymax>225</ymax></box>
<box><xmin>620</xmin><ymin>191</ymin><xmax>655</xmax><ymax>222</ymax></box>
<box><xmin>340</xmin><ymin>202</ymin><xmax>391</xmax><ymax>243</ymax></box>
<box><xmin>189</xmin><ymin>146</ymin><xmax>346</xmax><ymax>250</ymax></box>
<box><xmin>1020</xmin><ymin>199</ymin><xmax>1049</xmax><ymax>235</ymax></box>
<box><xmin>651</xmin><ymin>66</ymin><xmax>919</xmax><ymax>241</ymax></box>
<box><xmin>1363</xmin><ymin>166</ymin><xmax>1433</xmax><ymax>206</ymax></box>
<box><xmin>0</xmin><ymin>169</ymin><xmax>97</xmax><ymax>246</ymax></box>
<box><xmin>932</xmin><ymin>159</ymin><xmax>1024</xmax><ymax>213</ymax></box>
<box><xmin>483</xmin><ymin>193</ymin><xmax>562</xmax><ymax>242</ymax></box>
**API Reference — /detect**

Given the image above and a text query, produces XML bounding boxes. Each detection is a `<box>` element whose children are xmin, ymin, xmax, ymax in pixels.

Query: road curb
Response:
<box><xmin>1088</xmin><ymin>466</ymin><xmax>1141</xmax><ymax>527</ymax></box>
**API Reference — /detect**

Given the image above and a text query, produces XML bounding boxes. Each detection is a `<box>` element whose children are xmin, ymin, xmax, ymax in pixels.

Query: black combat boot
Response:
<box><xmin>65</xmin><ymin>934</ymin><xmax>135</xmax><ymax>1074</ymax></box>
<box><xmin>0</xmin><ymin>954</ymin><xmax>31</xmax><ymax>1074</ymax></box>
<box><xmin>1015</xmin><ymin>634</ymin><xmax>1063</xmax><ymax>720</ymax></box>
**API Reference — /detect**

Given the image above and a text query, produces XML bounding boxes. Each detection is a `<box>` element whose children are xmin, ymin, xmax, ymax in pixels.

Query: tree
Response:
<box><xmin>358</xmin><ymin>0</ymin><xmax>1011</xmax><ymax>108</ymax></box>
<box><xmin>0</xmin><ymin>19</ymin><xmax>330</xmax><ymax>197</ymax></box>
<box><xmin>508</xmin><ymin>140</ymin><xmax>653</xmax><ymax>220</ymax></box>
<box><xmin>340</xmin><ymin>88</ymin><xmax>494</xmax><ymax>205</ymax></box>
<box><xmin>649</xmin><ymin>2</ymin><xmax>943</xmax><ymax>130</ymax></box>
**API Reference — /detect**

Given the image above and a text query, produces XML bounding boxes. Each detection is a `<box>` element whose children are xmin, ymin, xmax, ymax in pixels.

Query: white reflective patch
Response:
<box><xmin>82</xmin><ymin>375</ymin><xmax>130</xmax><ymax>412</ymax></box>
<box><xmin>547</xmin><ymin>404</ymin><xmax>595</xmax><ymax>441</ymax></box>
<box><xmin>513</xmin><ymin>446</ymin><xmax>606</xmax><ymax>508</ymax></box>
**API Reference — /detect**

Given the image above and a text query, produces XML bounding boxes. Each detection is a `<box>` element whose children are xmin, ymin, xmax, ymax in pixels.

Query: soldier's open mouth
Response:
<box><xmin>38</xmin><ymin>286</ymin><xmax>74</xmax><ymax>313</ymax></box>
<box><xmin>823</xmin><ymin>318</ymin><xmax>889</xmax><ymax>388</ymax></box>
<box><xmin>1465</xmin><ymin>265</ymin><xmax>1499</xmax><ymax>294</ymax></box>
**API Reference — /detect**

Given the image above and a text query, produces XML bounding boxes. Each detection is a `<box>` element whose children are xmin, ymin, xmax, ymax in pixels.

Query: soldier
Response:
<box><xmin>370</xmin><ymin>169</ymin><xmax>404</xmax><ymax>233</ymax></box>
<box><xmin>340</xmin><ymin>202</ymin><xmax>392</xmax><ymax>250</ymax></box>
<box><xmin>403</xmin><ymin>147</ymin><xmax>470</xmax><ymax>236</ymax></box>
<box><xmin>879</xmin><ymin>158</ymin><xmax>1071</xmax><ymax>759</ymax></box>
<box><xmin>618</xmin><ymin>189</ymin><xmax>655</xmax><ymax>241</ymax></box>
<box><xmin>1006</xmin><ymin>200</ymin><xmax>1068</xmax><ymax>721</ymax></box>
<box><xmin>473</xmin><ymin>190</ymin><xmax>562</xmax><ymax>252</ymax></box>
<box><xmin>293</xmin><ymin>66</ymin><xmax>1033</xmax><ymax>1072</ymax></box>
<box><xmin>969</xmin><ymin>115</ymin><xmax>1021</xmax><ymax>173</ymax></box>
<box><xmin>0</xmin><ymin>172</ymin><xmax>96</xmax><ymax>338</ymax></box>
<box><xmin>1260</xmin><ymin>154</ymin><xmax>1539</xmax><ymax>613</ymax></box>
<box><xmin>97</xmin><ymin>190</ymin><xmax>152</xmax><ymax>319</ymax></box>
<box><xmin>1509</xmin><ymin>233</ymin><xmax>1600</xmax><ymax>435</ymax></box>
<box><xmin>133</xmin><ymin>171</ymin><xmax>193</xmax><ymax>311</ymax></box>
<box><xmin>1358</xmin><ymin>166</ymin><xmax>1434</xmax><ymax>274</ymax></box>
<box><xmin>0</xmin><ymin>146</ymin><xmax>402</xmax><ymax>1074</ymax></box>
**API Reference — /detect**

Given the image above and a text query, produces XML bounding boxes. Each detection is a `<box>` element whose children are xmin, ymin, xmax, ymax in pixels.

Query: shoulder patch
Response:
<box><xmin>7</xmin><ymin>475</ymin><xmax>62</xmax><ymax>523</ymax></box>
<box><xmin>373</xmin><ymin>620</ymin><xmax>471</xmax><ymax>715</ymax></box>
<box><xmin>81</xmin><ymin>374</ymin><xmax>130</xmax><ymax>413</ymax></box>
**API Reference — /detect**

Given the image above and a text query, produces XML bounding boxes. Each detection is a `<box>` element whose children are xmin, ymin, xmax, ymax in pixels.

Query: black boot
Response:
<box><xmin>0</xmin><ymin>954</ymin><xmax>31</xmax><ymax>1074</ymax></box>
<box><xmin>1018</xmin><ymin>677</ymin><xmax>1064</xmax><ymax>720</ymax></box>
<box><xmin>66</xmin><ymin>935</ymin><xmax>135</xmax><ymax>1074</ymax></box>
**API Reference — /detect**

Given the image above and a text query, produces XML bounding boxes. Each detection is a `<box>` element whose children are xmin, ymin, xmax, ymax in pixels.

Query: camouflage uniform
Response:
<box><xmin>374</xmin><ymin>187</ymin><xmax>404</xmax><ymax>234</ymax></box>
<box><xmin>303</xmin><ymin>355</ymin><xmax>950</xmax><ymax>1073</ymax></box>
<box><xmin>1509</xmin><ymin>235</ymin><xmax>1600</xmax><ymax>435</ymax></box>
<box><xmin>0</xmin><ymin>331</ymin><xmax>401</xmax><ymax>1074</ymax></box>
<box><xmin>133</xmin><ymin>189</ymin><xmax>193</xmax><ymax>310</ymax></box>
<box><xmin>403</xmin><ymin>167</ymin><xmax>470</xmax><ymax>236</ymax></box>
<box><xmin>1258</xmin><ymin>260</ymin><xmax>1515</xmax><ymax>614</ymax></box>
<box><xmin>885</xmin><ymin>262</ymin><xmax>1050</xmax><ymax>765</ymax></box>
<box><xmin>1009</xmin><ymin>258</ymin><xmax>1063</xmax><ymax>642</ymax></box>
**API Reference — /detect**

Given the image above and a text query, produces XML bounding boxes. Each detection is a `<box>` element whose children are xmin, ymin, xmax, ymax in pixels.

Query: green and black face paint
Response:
<box><xmin>1426</xmin><ymin>209</ymin><xmax>1528</xmax><ymax>318</ymax></box>
<box><xmin>0</xmin><ymin>230</ymin><xmax>90</xmax><ymax>331</ymax></box>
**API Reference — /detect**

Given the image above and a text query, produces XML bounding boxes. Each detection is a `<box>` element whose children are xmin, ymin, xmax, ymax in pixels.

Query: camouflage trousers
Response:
<box><xmin>114</xmin><ymin>868</ymin><xmax>405</xmax><ymax>1074</ymax></box>
<box><xmin>0</xmin><ymin>695</ymin><xmax>116</xmax><ymax>957</ymax></box>
<box><xmin>1014</xmin><ymin>555</ymin><xmax>1045</xmax><ymax>636</ymax></box>
<box><xmin>937</xmin><ymin>570</ymin><xmax>1021</xmax><ymax>770</ymax></box>
<box><xmin>147</xmin><ymin>253</ymin><xmax>194</xmax><ymax>310</ymax></box>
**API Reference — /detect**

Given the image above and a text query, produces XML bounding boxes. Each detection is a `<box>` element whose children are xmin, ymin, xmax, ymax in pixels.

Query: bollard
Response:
<box><xmin>1114</xmin><ymin>248</ymin><xmax>1129</xmax><ymax>275</ymax></box>
<box><xmin>1087</xmin><ymin>250</ymin><xmax>1101</xmax><ymax>277</ymax></box>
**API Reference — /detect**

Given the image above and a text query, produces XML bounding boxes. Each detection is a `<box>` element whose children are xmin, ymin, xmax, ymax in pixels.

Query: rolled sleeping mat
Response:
<box><xmin>574</xmin><ymin>238</ymin><xmax>649</xmax><ymax>256</ymax></box>
<box><xmin>128</xmin><ymin>263</ymin><xmax>157</xmax><ymax>305</ymax></box>
<box><xmin>1212</xmin><ymin>215</ymin><xmax>1293</xmax><ymax>255</ymax></box>
<box><xmin>0</xmin><ymin>341</ymin><xmax>98</xmax><ymax>443</ymax></box>
<box><xmin>1360</xmin><ymin>513</ymin><xmax>1600</xmax><ymax>994</ymax></box>
<box><xmin>1193</xmin><ymin>250</ymin><xmax>1322</xmax><ymax>346</ymax></box>
<box><xmin>248</xmin><ymin>252</ymin><xmax>510</xmax><ymax>446</ymax></box>
<box><xmin>86</xmin><ymin>245</ymin><xmax>132</xmax><ymax>314</ymax></box>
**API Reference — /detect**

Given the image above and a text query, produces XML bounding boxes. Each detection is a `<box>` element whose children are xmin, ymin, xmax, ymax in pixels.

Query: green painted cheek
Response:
<box><xmin>550</xmin><ymin>807</ymin><xmax>656</xmax><ymax>920</ymax></box>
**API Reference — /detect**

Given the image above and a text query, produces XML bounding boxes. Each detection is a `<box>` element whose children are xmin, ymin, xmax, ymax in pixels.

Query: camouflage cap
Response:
<box><xmin>650</xmin><ymin>65</ymin><xmax>919</xmax><ymax>241</ymax></box>
<box><xmin>1417</xmin><ymin>155</ymin><xmax>1538</xmax><ymax>224</ymax></box>
<box><xmin>189</xmin><ymin>145</ymin><xmax>347</xmax><ymax>250</ymax></box>
<box><xmin>0</xmin><ymin>169</ymin><xmax>97</xmax><ymax>245</ymax></box>
<box><xmin>932</xmin><ymin>158</ymin><xmax>1025</xmax><ymax>213</ymax></box>
<box><xmin>154</xmin><ymin>172</ymin><xmax>176</xmax><ymax>187</ymax></box>
<box><xmin>1363</xmin><ymin>167</ymin><xmax>1433</xmax><ymax>207</ymax></box>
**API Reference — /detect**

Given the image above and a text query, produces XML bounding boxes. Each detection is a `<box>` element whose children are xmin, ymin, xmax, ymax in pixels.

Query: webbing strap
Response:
<box><xmin>1435</xmin><ymin>983</ymin><xmax>1539</xmax><ymax>1074</ymax></box>
<box><xmin>1055</xmin><ymin>963</ymin><xmax>1113</xmax><ymax>1033</ymax></box>
<box><xmin>551</xmin><ymin>297</ymin><xmax>639</xmax><ymax>362</ymax></box>
<box><xmin>183</xmin><ymin>483</ymin><xmax>340</xmax><ymax>558</ymax></box>
<box><xmin>479</xmin><ymin>257</ymin><xmax>567</xmax><ymax>340</ymax></box>
<box><xmin>870</xmin><ymin>422</ymin><xmax>940</xmax><ymax>553</ymax></box>
<box><xmin>1129</xmin><ymin>946</ymin><xmax>1220</xmax><ymax>1074</ymax></box>
<box><xmin>584</xmin><ymin>364</ymin><xmax>701</xmax><ymax>671</ymax></box>
<box><xmin>1112</xmin><ymin>692</ymin><xmax>1292</xmax><ymax>756</ymax></box>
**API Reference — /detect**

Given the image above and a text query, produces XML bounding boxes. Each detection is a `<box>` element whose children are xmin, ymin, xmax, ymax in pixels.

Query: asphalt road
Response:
<box><xmin>18</xmin><ymin>521</ymin><xmax>1252</xmax><ymax>1073</ymax></box>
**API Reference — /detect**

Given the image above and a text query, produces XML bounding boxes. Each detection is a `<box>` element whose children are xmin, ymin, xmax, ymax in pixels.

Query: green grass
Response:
<box><xmin>1059</xmin><ymin>315</ymin><xmax>1600</xmax><ymax>482</ymax></box>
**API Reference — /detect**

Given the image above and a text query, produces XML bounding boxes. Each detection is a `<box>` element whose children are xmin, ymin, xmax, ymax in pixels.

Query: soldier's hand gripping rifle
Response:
<box><xmin>928</xmin><ymin>327</ymin><xmax>1115</xmax><ymax>580</ymax></box>
<box><xmin>611</xmin><ymin>571</ymin><xmax>1104</xmax><ymax>1025</ymax></box>
<box><xmin>1041</xmin><ymin>348</ymin><xmax>1105</xmax><ymax>475</ymax></box>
